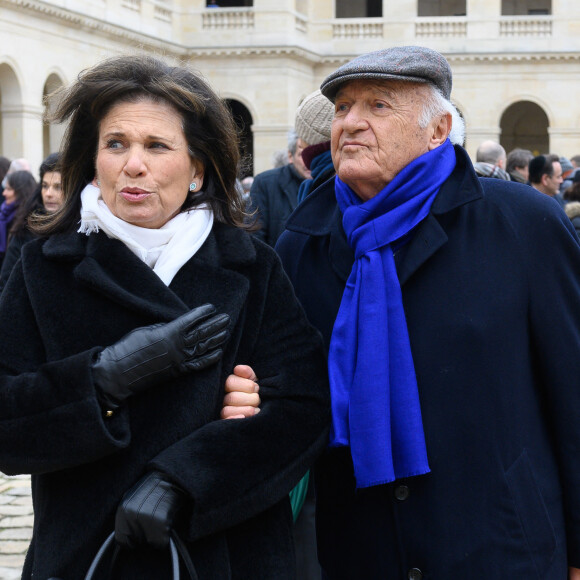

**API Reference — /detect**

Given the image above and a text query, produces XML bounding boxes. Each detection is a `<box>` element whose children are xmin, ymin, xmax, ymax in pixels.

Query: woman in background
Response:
<box><xmin>0</xmin><ymin>153</ymin><xmax>62</xmax><ymax>289</ymax></box>
<box><xmin>0</xmin><ymin>170</ymin><xmax>37</xmax><ymax>267</ymax></box>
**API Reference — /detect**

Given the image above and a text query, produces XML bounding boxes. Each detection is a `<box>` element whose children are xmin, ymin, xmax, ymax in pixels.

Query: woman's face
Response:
<box><xmin>2</xmin><ymin>182</ymin><xmax>16</xmax><ymax>204</ymax></box>
<box><xmin>41</xmin><ymin>171</ymin><xmax>63</xmax><ymax>213</ymax></box>
<box><xmin>95</xmin><ymin>99</ymin><xmax>203</xmax><ymax>229</ymax></box>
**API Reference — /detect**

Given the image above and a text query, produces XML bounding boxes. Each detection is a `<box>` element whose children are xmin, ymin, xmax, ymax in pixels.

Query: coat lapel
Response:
<box><xmin>43</xmin><ymin>224</ymin><xmax>255</xmax><ymax>325</ymax></box>
<box><xmin>397</xmin><ymin>146</ymin><xmax>483</xmax><ymax>286</ymax></box>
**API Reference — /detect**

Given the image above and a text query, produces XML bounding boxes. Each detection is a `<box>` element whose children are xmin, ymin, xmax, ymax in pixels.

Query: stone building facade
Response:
<box><xmin>0</xmin><ymin>0</ymin><xmax>579</xmax><ymax>177</ymax></box>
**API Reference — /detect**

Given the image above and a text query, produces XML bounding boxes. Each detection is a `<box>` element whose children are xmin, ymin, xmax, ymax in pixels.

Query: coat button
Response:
<box><xmin>394</xmin><ymin>484</ymin><xmax>410</xmax><ymax>501</ymax></box>
<box><xmin>408</xmin><ymin>568</ymin><xmax>423</xmax><ymax>580</ymax></box>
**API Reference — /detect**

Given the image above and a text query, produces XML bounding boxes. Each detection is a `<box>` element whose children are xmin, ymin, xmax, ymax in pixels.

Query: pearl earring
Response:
<box><xmin>189</xmin><ymin>182</ymin><xmax>197</xmax><ymax>192</ymax></box>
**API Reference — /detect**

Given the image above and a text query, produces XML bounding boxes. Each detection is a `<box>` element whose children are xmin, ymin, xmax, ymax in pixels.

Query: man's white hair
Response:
<box><xmin>418</xmin><ymin>85</ymin><xmax>465</xmax><ymax>146</ymax></box>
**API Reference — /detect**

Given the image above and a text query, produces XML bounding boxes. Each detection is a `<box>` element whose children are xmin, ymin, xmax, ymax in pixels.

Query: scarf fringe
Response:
<box><xmin>78</xmin><ymin>219</ymin><xmax>100</xmax><ymax>235</ymax></box>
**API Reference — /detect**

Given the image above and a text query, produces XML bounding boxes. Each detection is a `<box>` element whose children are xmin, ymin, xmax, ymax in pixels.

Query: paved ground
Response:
<box><xmin>0</xmin><ymin>473</ymin><xmax>31</xmax><ymax>580</ymax></box>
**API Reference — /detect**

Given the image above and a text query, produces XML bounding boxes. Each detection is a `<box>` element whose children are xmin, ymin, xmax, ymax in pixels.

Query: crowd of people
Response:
<box><xmin>1</xmin><ymin>45</ymin><xmax>579</xmax><ymax>580</ymax></box>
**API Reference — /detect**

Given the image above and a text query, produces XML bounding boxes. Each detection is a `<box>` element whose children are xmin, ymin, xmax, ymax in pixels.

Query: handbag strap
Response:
<box><xmin>85</xmin><ymin>531</ymin><xmax>198</xmax><ymax>580</ymax></box>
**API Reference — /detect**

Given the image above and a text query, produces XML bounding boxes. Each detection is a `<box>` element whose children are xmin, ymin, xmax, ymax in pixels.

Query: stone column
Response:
<box><xmin>251</xmin><ymin>125</ymin><xmax>291</xmax><ymax>175</ymax></box>
<box><xmin>466</xmin><ymin>0</ymin><xmax>501</xmax><ymax>38</ymax></box>
<box><xmin>382</xmin><ymin>0</ymin><xmax>418</xmax><ymax>43</ymax></box>
<box><xmin>1</xmin><ymin>104</ymin><xmax>44</xmax><ymax>178</ymax></box>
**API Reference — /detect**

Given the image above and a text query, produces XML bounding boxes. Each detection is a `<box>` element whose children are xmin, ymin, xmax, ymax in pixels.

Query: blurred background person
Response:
<box><xmin>473</xmin><ymin>140</ymin><xmax>511</xmax><ymax>180</ymax></box>
<box><xmin>506</xmin><ymin>147</ymin><xmax>533</xmax><ymax>184</ymax></box>
<box><xmin>250</xmin><ymin>129</ymin><xmax>309</xmax><ymax>246</ymax></box>
<box><xmin>1</xmin><ymin>157</ymin><xmax>32</xmax><ymax>189</ymax></box>
<box><xmin>295</xmin><ymin>89</ymin><xmax>335</xmax><ymax>204</ymax></box>
<box><xmin>0</xmin><ymin>156</ymin><xmax>11</xmax><ymax>196</ymax></box>
<box><xmin>564</xmin><ymin>171</ymin><xmax>580</xmax><ymax>236</ymax></box>
<box><xmin>0</xmin><ymin>153</ymin><xmax>62</xmax><ymax>290</ymax></box>
<box><xmin>0</xmin><ymin>170</ymin><xmax>37</xmax><ymax>267</ymax></box>
<box><xmin>529</xmin><ymin>153</ymin><xmax>565</xmax><ymax>207</ymax></box>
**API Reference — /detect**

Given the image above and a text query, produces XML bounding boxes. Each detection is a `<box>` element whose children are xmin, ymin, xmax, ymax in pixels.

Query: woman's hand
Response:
<box><xmin>221</xmin><ymin>365</ymin><xmax>260</xmax><ymax>419</ymax></box>
<box><xmin>115</xmin><ymin>471</ymin><xmax>188</xmax><ymax>549</ymax></box>
<box><xmin>93</xmin><ymin>304</ymin><xmax>229</xmax><ymax>410</ymax></box>
<box><xmin>569</xmin><ymin>566</ymin><xmax>580</xmax><ymax>580</ymax></box>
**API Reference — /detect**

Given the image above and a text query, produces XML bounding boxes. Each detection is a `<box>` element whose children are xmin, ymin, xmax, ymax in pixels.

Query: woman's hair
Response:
<box><xmin>35</xmin><ymin>54</ymin><xmax>245</xmax><ymax>235</ymax></box>
<box><xmin>6</xmin><ymin>171</ymin><xmax>39</xmax><ymax>238</ymax></box>
<box><xmin>39</xmin><ymin>152</ymin><xmax>61</xmax><ymax>181</ymax></box>
<box><xmin>24</xmin><ymin>153</ymin><xmax>62</xmax><ymax>236</ymax></box>
<box><xmin>564</xmin><ymin>181</ymin><xmax>580</xmax><ymax>202</ymax></box>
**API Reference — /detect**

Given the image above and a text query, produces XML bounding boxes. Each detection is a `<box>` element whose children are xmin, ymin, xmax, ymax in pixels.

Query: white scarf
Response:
<box><xmin>78</xmin><ymin>184</ymin><xmax>213</xmax><ymax>286</ymax></box>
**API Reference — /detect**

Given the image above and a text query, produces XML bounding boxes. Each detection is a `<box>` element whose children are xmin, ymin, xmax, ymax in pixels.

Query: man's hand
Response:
<box><xmin>221</xmin><ymin>364</ymin><xmax>260</xmax><ymax>419</ymax></box>
<box><xmin>569</xmin><ymin>566</ymin><xmax>580</xmax><ymax>580</ymax></box>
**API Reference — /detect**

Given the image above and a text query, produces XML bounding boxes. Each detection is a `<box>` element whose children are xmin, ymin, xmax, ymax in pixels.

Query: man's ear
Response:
<box><xmin>428</xmin><ymin>112</ymin><xmax>452</xmax><ymax>151</ymax></box>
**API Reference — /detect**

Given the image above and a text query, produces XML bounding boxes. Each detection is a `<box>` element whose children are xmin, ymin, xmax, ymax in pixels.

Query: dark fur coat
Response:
<box><xmin>0</xmin><ymin>221</ymin><xmax>330</xmax><ymax>579</ymax></box>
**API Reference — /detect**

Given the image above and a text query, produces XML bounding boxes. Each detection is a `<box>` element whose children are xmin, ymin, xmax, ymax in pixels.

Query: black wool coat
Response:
<box><xmin>0</xmin><ymin>221</ymin><xmax>330</xmax><ymax>579</ymax></box>
<box><xmin>276</xmin><ymin>146</ymin><xmax>580</xmax><ymax>579</ymax></box>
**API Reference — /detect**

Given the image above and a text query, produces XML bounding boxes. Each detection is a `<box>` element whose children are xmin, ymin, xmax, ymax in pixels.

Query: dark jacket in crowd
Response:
<box><xmin>250</xmin><ymin>162</ymin><xmax>303</xmax><ymax>247</ymax></box>
<box><xmin>0</xmin><ymin>222</ymin><xmax>330</xmax><ymax>579</ymax></box>
<box><xmin>276</xmin><ymin>146</ymin><xmax>580</xmax><ymax>579</ymax></box>
<box><xmin>0</xmin><ymin>228</ymin><xmax>35</xmax><ymax>291</ymax></box>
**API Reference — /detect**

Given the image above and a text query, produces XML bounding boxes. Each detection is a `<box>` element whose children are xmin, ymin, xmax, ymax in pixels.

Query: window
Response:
<box><xmin>336</xmin><ymin>0</ymin><xmax>382</xmax><ymax>19</ymax></box>
<box><xmin>501</xmin><ymin>0</ymin><xmax>551</xmax><ymax>16</ymax></box>
<box><xmin>207</xmin><ymin>1</ymin><xmax>253</xmax><ymax>7</ymax></box>
<box><xmin>418</xmin><ymin>0</ymin><xmax>466</xmax><ymax>17</ymax></box>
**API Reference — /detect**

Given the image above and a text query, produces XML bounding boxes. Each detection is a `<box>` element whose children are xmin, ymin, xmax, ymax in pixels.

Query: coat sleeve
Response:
<box><xmin>148</xmin><ymin>253</ymin><xmax>331</xmax><ymax>540</ymax></box>
<box><xmin>0</xmin><ymin>260</ymin><xmax>131</xmax><ymax>475</ymax></box>
<box><xmin>522</xmin><ymin>200</ymin><xmax>580</xmax><ymax>567</ymax></box>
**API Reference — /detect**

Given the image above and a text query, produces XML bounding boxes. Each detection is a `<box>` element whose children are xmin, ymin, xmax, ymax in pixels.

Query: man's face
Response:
<box><xmin>543</xmin><ymin>161</ymin><xmax>563</xmax><ymax>196</ymax></box>
<box><xmin>289</xmin><ymin>138</ymin><xmax>311</xmax><ymax>179</ymax></box>
<box><xmin>331</xmin><ymin>79</ymin><xmax>438</xmax><ymax>201</ymax></box>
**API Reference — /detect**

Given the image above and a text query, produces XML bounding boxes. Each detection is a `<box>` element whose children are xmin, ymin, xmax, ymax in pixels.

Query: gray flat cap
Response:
<box><xmin>320</xmin><ymin>45</ymin><xmax>452</xmax><ymax>101</ymax></box>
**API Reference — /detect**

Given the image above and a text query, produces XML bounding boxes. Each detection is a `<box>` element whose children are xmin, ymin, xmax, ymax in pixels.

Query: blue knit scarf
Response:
<box><xmin>328</xmin><ymin>139</ymin><xmax>456</xmax><ymax>488</ymax></box>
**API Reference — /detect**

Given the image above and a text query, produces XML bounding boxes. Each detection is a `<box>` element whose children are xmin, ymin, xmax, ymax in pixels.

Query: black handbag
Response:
<box><xmin>83</xmin><ymin>530</ymin><xmax>199</xmax><ymax>580</ymax></box>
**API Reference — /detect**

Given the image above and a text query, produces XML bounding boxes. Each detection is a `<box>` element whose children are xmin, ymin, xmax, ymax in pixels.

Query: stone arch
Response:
<box><xmin>43</xmin><ymin>72</ymin><xmax>66</xmax><ymax>158</ymax></box>
<box><xmin>499</xmin><ymin>100</ymin><xmax>550</xmax><ymax>156</ymax></box>
<box><xmin>0</xmin><ymin>61</ymin><xmax>23</xmax><ymax>158</ymax></box>
<box><xmin>224</xmin><ymin>98</ymin><xmax>254</xmax><ymax>178</ymax></box>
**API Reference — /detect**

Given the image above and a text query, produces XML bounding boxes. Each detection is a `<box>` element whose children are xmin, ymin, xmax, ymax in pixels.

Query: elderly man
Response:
<box><xmin>274</xmin><ymin>46</ymin><xmax>580</xmax><ymax>579</ymax></box>
<box><xmin>474</xmin><ymin>140</ymin><xmax>511</xmax><ymax>180</ymax></box>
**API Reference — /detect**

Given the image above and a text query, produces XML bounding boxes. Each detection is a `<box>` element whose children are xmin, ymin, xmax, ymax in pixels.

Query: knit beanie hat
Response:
<box><xmin>294</xmin><ymin>90</ymin><xmax>334</xmax><ymax>146</ymax></box>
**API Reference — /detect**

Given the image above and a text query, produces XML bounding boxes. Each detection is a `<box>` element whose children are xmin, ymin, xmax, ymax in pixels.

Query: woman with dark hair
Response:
<box><xmin>0</xmin><ymin>153</ymin><xmax>62</xmax><ymax>290</ymax></box>
<box><xmin>0</xmin><ymin>54</ymin><xmax>329</xmax><ymax>579</ymax></box>
<box><xmin>0</xmin><ymin>170</ymin><xmax>37</xmax><ymax>266</ymax></box>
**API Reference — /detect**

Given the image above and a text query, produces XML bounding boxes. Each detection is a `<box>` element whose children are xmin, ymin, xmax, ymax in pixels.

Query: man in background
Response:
<box><xmin>529</xmin><ymin>153</ymin><xmax>565</xmax><ymax>207</ymax></box>
<box><xmin>249</xmin><ymin>130</ymin><xmax>308</xmax><ymax>247</ymax></box>
<box><xmin>473</xmin><ymin>140</ymin><xmax>511</xmax><ymax>180</ymax></box>
<box><xmin>506</xmin><ymin>147</ymin><xmax>533</xmax><ymax>183</ymax></box>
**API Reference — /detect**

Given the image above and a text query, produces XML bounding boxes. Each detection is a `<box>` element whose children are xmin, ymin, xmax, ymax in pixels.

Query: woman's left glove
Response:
<box><xmin>115</xmin><ymin>471</ymin><xmax>189</xmax><ymax>549</ymax></box>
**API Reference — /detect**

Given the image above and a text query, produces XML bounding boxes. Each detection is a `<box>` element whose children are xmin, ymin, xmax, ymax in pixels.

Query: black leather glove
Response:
<box><xmin>92</xmin><ymin>304</ymin><xmax>230</xmax><ymax>409</ymax></box>
<box><xmin>115</xmin><ymin>471</ymin><xmax>189</xmax><ymax>549</ymax></box>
